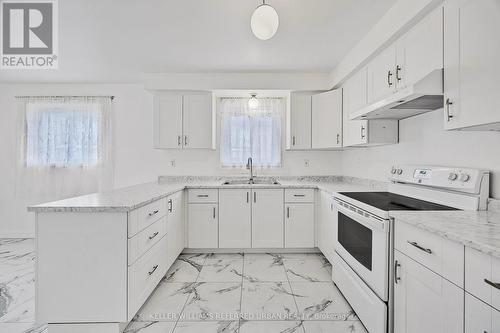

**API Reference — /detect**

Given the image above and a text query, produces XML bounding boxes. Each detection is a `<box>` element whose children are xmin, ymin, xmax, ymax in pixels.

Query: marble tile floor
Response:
<box><xmin>0</xmin><ymin>239</ymin><xmax>367</xmax><ymax>333</ymax></box>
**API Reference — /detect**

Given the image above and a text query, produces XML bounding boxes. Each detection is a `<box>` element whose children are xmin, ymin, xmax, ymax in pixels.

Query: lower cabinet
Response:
<box><xmin>318</xmin><ymin>191</ymin><xmax>336</xmax><ymax>263</ymax></box>
<box><xmin>394</xmin><ymin>250</ymin><xmax>464</xmax><ymax>333</ymax></box>
<box><xmin>252</xmin><ymin>189</ymin><xmax>284</xmax><ymax>248</ymax></box>
<box><xmin>166</xmin><ymin>191</ymin><xmax>184</xmax><ymax>268</ymax></box>
<box><xmin>285</xmin><ymin>203</ymin><xmax>315</xmax><ymax>248</ymax></box>
<box><xmin>219</xmin><ymin>189</ymin><xmax>252</xmax><ymax>248</ymax></box>
<box><xmin>465</xmin><ymin>292</ymin><xmax>500</xmax><ymax>333</ymax></box>
<box><xmin>187</xmin><ymin>203</ymin><xmax>218</xmax><ymax>248</ymax></box>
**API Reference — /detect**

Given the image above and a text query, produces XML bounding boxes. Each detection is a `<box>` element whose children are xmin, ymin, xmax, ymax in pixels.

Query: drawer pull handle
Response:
<box><xmin>293</xmin><ymin>194</ymin><xmax>306</xmax><ymax>197</ymax></box>
<box><xmin>394</xmin><ymin>260</ymin><xmax>401</xmax><ymax>284</ymax></box>
<box><xmin>287</xmin><ymin>206</ymin><xmax>290</xmax><ymax>219</ymax></box>
<box><xmin>149</xmin><ymin>231</ymin><xmax>159</xmax><ymax>240</ymax></box>
<box><xmin>148</xmin><ymin>210</ymin><xmax>159</xmax><ymax>217</ymax></box>
<box><xmin>168</xmin><ymin>199</ymin><xmax>173</xmax><ymax>212</ymax></box>
<box><xmin>407</xmin><ymin>241</ymin><xmax>432</xmax><ymax>254</ymax></box>
<box><xmin>484</xmin><ymin>278</ymin><xmax>500</xmax><ymax>290</ymax></box>
<box><xmin>197</xmin><ymin>194</ymin><xmax>209</xmax><ymax>198</ymax></box>
<box><xmin>148</xmin><ymin>265</ymin><xmax>159</xmax><ymax>276</ymax></box>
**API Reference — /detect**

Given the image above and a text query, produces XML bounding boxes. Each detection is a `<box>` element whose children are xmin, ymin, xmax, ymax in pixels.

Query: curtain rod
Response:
<box><xmin>15</xmin><ymin>95</ymin><xmax>115</xmax><ymax>100</ymax></box>
<box><xmin>218</xmin><ymin>96</ymin><xmax>283</xmax><ymax>99</ymax></box>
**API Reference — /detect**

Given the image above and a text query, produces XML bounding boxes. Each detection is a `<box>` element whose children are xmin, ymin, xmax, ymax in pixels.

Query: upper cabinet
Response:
<box><xmin>153</xmin><ymin>91</ymin><xmax>213</xmax><ymax>149</ymax></box>
<box><xmin>288</xmin><ymin>92</ymin><xmax>312</xmax><ymax>150</ymax></box>
<box><xmin>367</xmin><ymin>43</ymin><xmax>398</xmax><ymax>104</ymax></box>
<box><xmin>311</xmin><ymin>89</ymin><xmax>343</xmax><ymax>149</ymax></box>
<box><xmin>343</xmin><ymin>67</ymin><xmax>399</xmax><ymax>147</ymax></box>
<box><xmin>444</xmin><ymin>0</ymin><xmax>500</xmax><ymax>131</ymax></box>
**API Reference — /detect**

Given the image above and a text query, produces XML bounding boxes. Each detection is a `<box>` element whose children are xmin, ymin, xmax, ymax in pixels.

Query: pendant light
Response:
<box><xmin>248</xmin><ymin>93</ymin><xmax>259</xmax><ymax>109</ymax></box>
<box><xmin>251</xmin><ymin>0</ymin><xmax>279</xmax><ymax>40</ymax></box>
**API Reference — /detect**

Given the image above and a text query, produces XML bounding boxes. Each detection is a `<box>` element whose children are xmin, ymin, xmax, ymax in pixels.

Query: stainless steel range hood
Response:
<box><xmin>350</xmin><ymin>69</ymin><xmax>444</xmax><ymax>120</ymax></box>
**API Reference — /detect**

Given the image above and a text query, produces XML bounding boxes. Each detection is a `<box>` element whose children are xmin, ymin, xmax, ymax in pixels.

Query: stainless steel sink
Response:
<box><xmin>221</xmin><ymin>178</ymin><xmax>280</xmax><ymax>185</ymax></box>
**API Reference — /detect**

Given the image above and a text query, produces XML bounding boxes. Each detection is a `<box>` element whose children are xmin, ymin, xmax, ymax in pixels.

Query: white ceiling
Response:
<box><xmin>0</xmin><ymin>0</ymin><xmax>396</xmax><ymax>83</ymax></box>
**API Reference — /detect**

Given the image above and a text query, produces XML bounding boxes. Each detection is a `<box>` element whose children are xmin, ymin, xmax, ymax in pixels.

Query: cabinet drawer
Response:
<box><xmin>188</xmin><ymin>189</ymin><xmax>218</xmax><ymax>203</ymax></box>
<box><xmin>128</xmin><ymin>236</ymin><xmax>167</xmax><ymax>320</ymax></box>
<box><xmin>395</xmin><ymin>222</ymin><xmax>464</xmax><ymax>286</ymax></box>
<box><xmin>285</xmin><ymin>189</ymin><xmax>315</xmax><ymax>203</ymax></box>
<box><xmin>465</xmin><ymin>292</ymin><xmax>500</xmax><ymax>333</ymax></box>
<box><xmin>128</xmin><ymin>198</ymin><xmax>167</xmax><ymax>237</ymax></box>
<box><xmin>128</xmin><ymin>216</ymin><xmax>167</xmax><ymax>265</ymax></box>
<box><xmin>465</xmin><ymin>247</ymin><xmax>500</xmax><ymax>310</ymax></box>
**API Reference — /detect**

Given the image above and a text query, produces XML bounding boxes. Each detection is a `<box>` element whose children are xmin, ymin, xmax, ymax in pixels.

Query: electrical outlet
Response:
<box><xmin>304</xmin><ymin>159</ymin><xmax>310</xmax><ymax>168</ymax></box>
<box><xmin>170</xmin><ymin>159</ymin><xmax>176</xmax><ymax>167</ymax></box>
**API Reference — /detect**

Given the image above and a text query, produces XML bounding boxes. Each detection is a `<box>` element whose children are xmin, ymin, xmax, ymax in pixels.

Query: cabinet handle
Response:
<box><xmin>286</xmin><ymin>206</ymin><xmax>290</xmax><ymax>219</ymax></box>
<box><xmin>396</xmin><ymin>65</ymin><xmax>402</xmax><ymax>82</ymax></box>
<box><xmin>292</xmin><ymin>136</ymin><xmax>296</xmax><ymax>146</ymax></box>
<box><xmin>168</xmin><ymin>199</ymin><xmax>173</xmax><ymax>212</ymax></box>
<box><xmin>177</xmin><ymin>135</ymin><xmax>182</xmax><ymax>146</ymax></box>
<box><xmin>246</xmin><ymin>192</ymin><xmax>249</xmax><ymax>203</ymax></box>
<box><xmin>148</xmin><ymin>265</ymin><xmax>159</xmax><ymax>276</ymax></box>
<box><xmin>184</xmin><ymin>135</ymin><xmax>188</xmax><ymax>146</ymax></box>
<box><xmin>148</xmin><ymin>210</ymin><xmax>159</xmax><ymax>217</ymax></box>
<box><xmin>445</xmin><ymin>98</ymin><xmax>454</xmax><ymax>121</ymax></box>
<box><xmin>330</xmin><ymin>203</ymin><xmax>333</xmax><ymax>211</ymax></box>
<box><xmin>361</xmin><ymin>126</ymin><xmax>366</xmax><ymax>139</ymax></box>
<box><xmin>336</xmin><ymin>133</ymin><xmax>340</xmax><ymax>145</ymax></box>
<box><xmin>149</xmin><ymin>231</ymin><xmax>159</xmax><ymax>240</ymax></box>
<box><xmin>387</xmin><ymin>70</ymin><xmax>393</xmax><ymax>87</ymax></box>
<box><xmin>213</xmin><ymin>207</ymin><xmax>216</xmax><ymax>219</ymax></box>
<box><xmin>484</xmin><ymin>279</ymin><xmax>500</xmax><ymax>290</ymax></box>
<box><xmin>254</xmin><ymin>192</ymin><xmax>256</xmax><ymax>203</ymax></box>
<box><xmin>293</xmin><ymin>194</ymin><xmax>305</xmax><ymax>197</ymax></box>
<box><xmin>197</xmin><ymin>194</ymin><xmax>209</xmax><ymax>198</ymax></box>
<box><xmin>407</xmin><ymin>241</ymin><xmax>432</xmax><ymax>254</ymax></box>
<box><xmin>394</xmin><ymin>260</ymin><xmax>401</xmax><ymax>284</ymax></box>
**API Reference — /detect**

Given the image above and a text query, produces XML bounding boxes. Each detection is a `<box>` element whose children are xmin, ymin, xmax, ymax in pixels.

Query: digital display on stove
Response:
<box><xmin>414</xmin><ymin>168</ymin><xmax>432</xmax><ymax>179</ymax></box>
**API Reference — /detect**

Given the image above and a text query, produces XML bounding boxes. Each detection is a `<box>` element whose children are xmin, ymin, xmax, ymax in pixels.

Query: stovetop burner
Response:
<box><xmin>338</xmin><ymin>192</ymin><xmax>459</xmax><ymax>212</ymax></box>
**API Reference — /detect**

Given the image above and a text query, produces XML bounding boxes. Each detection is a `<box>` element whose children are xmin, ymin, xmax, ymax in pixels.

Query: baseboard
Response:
<box><xmin>0</xmin><ymin>230</ymin><xmax>35</xmax><ymax>239</ymax></box>
<box><xmin>182</xmin><ymin>248</ymin><xmax>321</xmax><ymax>254</ymax></box>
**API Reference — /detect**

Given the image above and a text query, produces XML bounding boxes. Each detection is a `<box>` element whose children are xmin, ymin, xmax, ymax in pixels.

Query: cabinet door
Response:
<box><xmin>465</xmin><ymin>292</ymin><xmax>492</xmax><ymax>333</ymax></box>
<box><xmin>397</xmin><ymin>6</ymin><xmax>443</xmax><ymax>90</ymax></box>
<box><xmin>394</xmin><ymin>250</ymin><xmax>464</xmax><ymax>333</ymax></box>
<box><xmin>166</xmin><ymin>191</ymin><xmax>184</xmax><ymax>268</ymax></box>
<box><xmin>153</xmin><ymin>94</ymin><xmax>183</xmax><ymax>149</ymax></box>
<box><xmin>311</xmin><ymin>89</ymin><xmax>343</xmax><ymax>149</ymax></box>
<box><xmin>367</xmin><ymin>43</ymin><xmax>397</xmax><ymax>103</ymax></box>
<box><xmin>187</xmin><ymin>204</ymin><xmax>218</xmax><ymax>248</ymax></box>
<box><xmin>219</xmin><ymin>189</ymin><xmax>251</xmax><ymax>248</ymax></box>
<box><xmin>319</xmin><ymin>191</ymin><xmax>336</xmax><ymax>263</ymax></box>
<box><xmin>252</xmin><ymin>189</ymin><xmax>284</xmax><ymax>248</ymax></box>
<box><xmin>444</xmin><ymin>0</ymin><xmax>500</xmax><ymax>130</ymax></box>
<box><xmin>285</xmin><ymin>203</ymin><xmax>315</xmax><ymax>248</ymax></box>
<box><xmin>289</xmin><ymin>93</ymin><xmax>312</xmax><ymax>150</ymax></box>
<box><xmin>182</xmin><ymin>93</ymin><xmax>212</xmax><ymax>149</ymax></box>
<box><xmin>343</xmin><ymin>68</ymin><xmax>368</xmax><ymax>146</ymax></box>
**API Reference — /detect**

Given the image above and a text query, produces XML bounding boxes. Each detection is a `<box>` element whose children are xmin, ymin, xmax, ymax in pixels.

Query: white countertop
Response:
<box><xmin>390</xmin><ymin>210</ymin><xmax>500</xmax><ymax>259</ymax></box>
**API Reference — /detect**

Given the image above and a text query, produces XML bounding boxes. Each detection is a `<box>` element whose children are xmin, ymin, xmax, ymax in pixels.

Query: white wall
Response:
<box><xmin>341</xmin><ymin>110</ymin><xmax>500</xmax><ymax>198</ymax></box>
<box><xmin>0</xmin><ymin>83</ymin><xmax>342</xmax><ymax>237</ymax></box>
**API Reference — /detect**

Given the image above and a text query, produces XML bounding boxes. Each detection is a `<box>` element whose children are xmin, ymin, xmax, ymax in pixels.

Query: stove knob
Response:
<box><xmin>391</xmin><ymin>167</ymin><xmax>397</xmax><ymax>174</ymax></box>
<box><xmin>448</xmin><ymin>173</ymin><xmax>458</xmax><ymax>181</ymax></box>
<box><xmin>397</xmin><ymin>169</ymin><xmax>403</xmax><ymax>175</ymax></box>
<box><xmin>460</xmin><ymin>174</ymin><xmax>470</xmax><ymax>182</ymax></box>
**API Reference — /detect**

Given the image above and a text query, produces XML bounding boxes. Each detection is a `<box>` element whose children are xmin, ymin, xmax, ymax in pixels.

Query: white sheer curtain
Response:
<box><xmin>15</xmin><ymin>96</ymin><xmax>114</xmax><ymax>205</ymax></box>
<box><xmin>220</xmin><ymin>97</ymin><xmax>283</xmax><ymax>168</ymax></box>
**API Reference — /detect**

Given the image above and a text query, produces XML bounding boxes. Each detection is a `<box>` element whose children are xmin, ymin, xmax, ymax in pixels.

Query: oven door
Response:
<box><xmin>334</xmin><ymin>199</ymin><xmax>389</xmax><ymax>301</ymax></box>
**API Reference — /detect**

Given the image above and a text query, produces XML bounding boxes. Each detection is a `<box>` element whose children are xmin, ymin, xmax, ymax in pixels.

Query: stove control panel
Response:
<box><xmin>390</xmin><ymin>165</ymin><xmax>489</xmax><ymax>195</ymax></box>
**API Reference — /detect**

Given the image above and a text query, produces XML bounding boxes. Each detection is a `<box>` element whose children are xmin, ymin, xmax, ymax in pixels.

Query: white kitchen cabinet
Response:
<box><xmin>394</xmin><ymin>250</ymin><xmax>464</xmax><ymax>333</ymax></box>
<box><xmin>318</xmin><ymin>191</ymin><xmax>336</xmax><ymax>264</ymax></box>
<box><xmin>252</xmin><ymin>189</ymin><xmax>284</xmax><ymax>248</ymax></box>
<box><xmin>166</xmin><ymin>191</ymin><xmax>184</xmax><ymax>269</ymax></box>
<box><xmin>444</xmin><ymin>0</ymin><xmax>500</xmax><ymax>131</ymax></box>
<box><xmin>342</xmin><ymin>68</ymin><xmax>399</xmax><ymax>147</ymax></box>
<box><xmin>465</xmin><ymin>292</ymin><xmax>500</xmax><ymax>333</ymax></box>
<box><xmin>288</xmin><ymin>92</ymin><xmax>312</xmax><ymax>150</ymax></box>
<box><xmin>367</xmin><ymin>43</ymin><xmax>398</xmax><ymax>104</ymax></box>
<box><xmin>219</xmin><ymin>189</ymin><xmax>251</xmax><ymax>248</ymax></box>
<box><xmin>311</xmin><ymin>89</ymin><xmax>343</xmax><ymax>149</ymax></box>
<box><xmin>285</xmin><ymin>203</ymin><xmax>315</xmax><ymax>248</ymax></box>
<box><xmin>153</xmin><ymin>91</ymin><xmax>213</xmax><ymax>149</ymax></box>
<box><xmin>187</xmin><ymin>203</ymin><xmax>218</xmax><ymax>248</ymax></box>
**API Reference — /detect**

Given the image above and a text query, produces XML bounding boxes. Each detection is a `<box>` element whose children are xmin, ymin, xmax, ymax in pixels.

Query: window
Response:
<box><xmin>220</xmin><ymin>97</ymin><xmax>283</xmax><ymax>168</ymax></box>
<box><xmin>20</xmin><ymin>96</ymin><xmax>111</xmax><ymax>168</ymax></box>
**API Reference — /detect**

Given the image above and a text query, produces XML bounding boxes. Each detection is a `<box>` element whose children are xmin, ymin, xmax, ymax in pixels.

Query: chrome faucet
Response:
<box><xmin>246</xmin><ymin>157</ymin><xmax>254</xmax><ymax>183</ymax></box>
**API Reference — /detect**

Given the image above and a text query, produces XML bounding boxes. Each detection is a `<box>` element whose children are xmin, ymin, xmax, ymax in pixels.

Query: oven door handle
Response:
<box><xmin>334</xmin><ymin>200</ymin><xmax>388</xmax><ymax>232</ymax></box>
